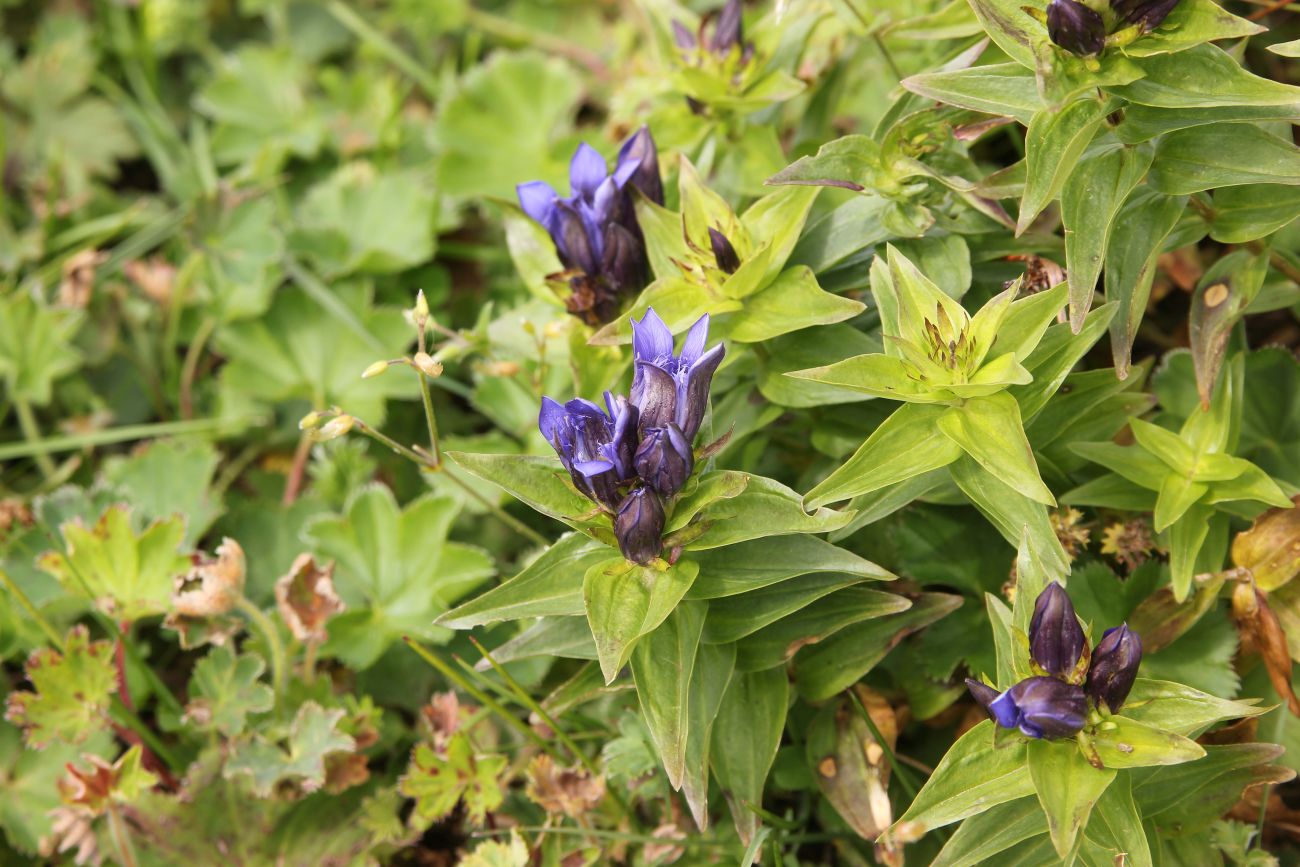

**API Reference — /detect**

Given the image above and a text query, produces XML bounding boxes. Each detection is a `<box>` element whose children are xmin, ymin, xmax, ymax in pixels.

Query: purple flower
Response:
<box><xmin>1046</xmin><ymin>0</ymin><xmax>1106</xmax><ymax>56</ymax></box>
<box><xmin>1111</xmin><ymin>0</ymin><xmax>1179</xmax><ymax>29</ymax></box>
<box><xmin>1086</xmin><ymin>624</ymin><xmax>1142</xmax><ymax>713</ymax></box>
<box><xmin>674</xmin><ymin>0</ymin><xmax>746</xmax><ymax>58</ymax></box>
<box><xmin>965</xmin><ymin>678</ymin><xmax>1001</xmax><ymax>717</ymax></box>
<box><xmin>989</xmin><ymin>676</ymin><xmax>1088</xmax><ymax>739</ymax></box>
<box><xmin>539</xmin><ymin>393</ymin><xmax>640</xmax><ymax>510</ymax></box>
<box><xmin>1029</xmin><ymin>583</ymin><xmax>1088</xmax><ymax>682</ymax></box>
<box><xmin>615</xmin><ymin>487</ymin><xmax>665</xmax><ymax>564</ymax></box>
<box><xmin>634</xmin><ymin>424</ymin><xmax>694</xmax><ymax>497</ymax></box>
<box><xmin>630</xmin><ymin>310</ymin><xmax>726</xmax><ymax>443</ymax></box>
<box><xmin>517</xmin><ymin>128</ymin><xmax>664</xmax><ymax>325</ymax></box>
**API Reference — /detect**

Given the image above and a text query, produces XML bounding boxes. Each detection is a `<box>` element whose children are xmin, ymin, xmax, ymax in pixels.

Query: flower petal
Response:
<box><xmin>517</xmin><ymin>181</ymin><xmax>559</xmax><ymax>226</ymax></box>
<box><xmin>569</xmin><ymin>143</ymin><xmax>609</xmax><ymax>199</ymax></box>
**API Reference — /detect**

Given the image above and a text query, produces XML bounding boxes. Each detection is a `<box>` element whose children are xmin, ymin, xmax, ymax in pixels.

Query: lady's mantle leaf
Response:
<box><xmin>3</xmin><ymin>625</ymin><xmax>117</xmax><ymax>749</ymax></box>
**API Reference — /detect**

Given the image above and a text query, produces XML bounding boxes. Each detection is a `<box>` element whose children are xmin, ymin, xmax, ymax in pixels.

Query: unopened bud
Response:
<box><xmin>485</xmin><ymin>360</ymin><xmax>521</xmax><ymax>377</ymax></box>
<box><xmin>414</xmin><ymin>289</ymin><xmax>429</xmax><ymax>320</ymax></box>
<box><xmin>315</xmin><ymin>415</ymin><xmax>355</xmax><ymax>441</ymax></box>
<box><xmin>362</xmin><ymin>361</ymin><xmax>390</xmax><ymax>379</ymax></box>
<box><xmin>543</xmin><ymin>321</ymin><xmax>566</xmax><ymax>339</ymax></box>
<box><xmin>413</xmin><ymin>352</ymin><xmax>443</xmax><ymax>378</ymax></box>
<box><xmin>299</xmin><ymin>411</ymin><xmax>323</xmax><ymax>430</ymax></box>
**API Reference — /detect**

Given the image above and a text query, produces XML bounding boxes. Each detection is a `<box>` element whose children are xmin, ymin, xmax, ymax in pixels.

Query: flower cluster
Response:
<box><xmin>966</xmin><ymin>584</ymin><xmax>1142</xmax><ymax>739</ymax></box>
<box><xmin>517</xmin><ymin>127</ymin><xmax>663</xmax><ymax>326</ymax></box>
<box><xmin>540</xmin><ymin>310</ymin><xmax>724</xmax><ymax>564</ymax></box>
<box><xmin>1046</xmin><ymin>0</ymin><xmax>1180</xmax><ymax>57</ymax></box>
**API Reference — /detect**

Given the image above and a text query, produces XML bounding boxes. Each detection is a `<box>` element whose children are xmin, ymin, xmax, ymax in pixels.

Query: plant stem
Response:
<box><xmin>282</xmin><ymin>432</ymin><xmax>313</xmax><ymax>506</ymax></box>
<box><xmin>415</xmin><ymin>365</ymin><xmax>443</xmax><ymax>468</ymax></box>
<box><xmin>0</xmin><ymin>567</ymin><xmax>66</xmax><ymax>648</ymax></box>
<box><xmin>0</xmin><ymin>416</ymin><xmax>253</xmax><ymax>462</ymax></box>
<box><xmin>302</xmin><ymin>639</ymin><xmax>319</xmax><ymax>685</ymax></box>
<box><xmin>237</xmin><ymin>598</ymin><xmax>286</xmax><ymax>705</ymax></box>
<box><xmin>107</xmin><ymin>804</ymin><xmax>139</xmax><ymax>867</ymax></box>
<box><xmin>323</xmin><ymin>0</ymin><xmax>441</xmax><ymax>99</ymax></box>
<box><xmin>13</xmin><ymin>398</ymin><xmax>56</xmax><ymax>477</ymax></box>
<box><xmin>179</xmin><ymin>315</ymin><xmax>216</xmax><ymax>420</ymax></box>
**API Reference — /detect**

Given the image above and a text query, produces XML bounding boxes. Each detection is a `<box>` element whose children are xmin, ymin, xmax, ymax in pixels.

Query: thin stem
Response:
<box><xmin>302</xmin><ymin>639</ymin><xmax>319</xmax><ymax>685</ymax></box>
<box><xmin>847</xmin><ymin>689</ymin><xmax>920</xmax><ymax>800</ymax></box>
<box><xmin>462</xmin><ymin>7</ymin><xmax>608</xmax><ymax>79</ymax></box>
<box><xmin>106</xmin><ymin>804</ymin><xmax>139</xmax><ymax>867</ymax></box>
<box><xmin>237</xmin><ymin>598</ymin><xmax>286</xmax><ymax>706</ymax></box>
<box><xmin>13</xmin><ymin>398</ymin><xmax>56</xmax><ymax>477</ymax></box>
<box><xmin>0</xmin><ymin>567</ymin><xmax>65</xmax><ymax>649</ymax></box>
<box><xmin>1256</xmin><ymin>783</ymin><xmax>1270</xmax><ymax>849</ymax></box>
<box><xmin>323</xmin><ymin>0</ymin><xmax>441</xmax><ymax>99</ymax></box>
<box><xmin>353</xmin><ymin>419</ymin><xmax>432</xmax><ymax>467</ymax></box>
<box><xmin>179</xmin><ymin>316</ymin><xmax>217</xmax><ymax>420</ymax></box>
<box><xmin>415</xmin><ymin>366</ymin><xmax>443</xmax><ymax>468</ymax></box>
<box><xmin>282</xmin><ymin>432</ymin><xmax>313</xmax><ymax>506</ymax></box>
<box><xmin>0</xmin><ymin>416</ymin><xmax>251</xmax><ymax>462</ymax></box>
<box><xmin>403</xmin><ymin>637</ymin><xmax>562</xmax><ymax>759</ymax></box>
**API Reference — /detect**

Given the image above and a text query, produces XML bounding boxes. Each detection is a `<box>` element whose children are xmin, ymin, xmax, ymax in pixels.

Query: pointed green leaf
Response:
<box><xmin>631</xmin><ymin>602</ymin><xmax>706</xmax><ymax>791</ymax></box>
<box><xmin>584</xmin><ymin>558</ymin><xmax>699</xmax><ymax>683</ymax></box>
<box><xmin>712</xmin><ymin>665</ymin><xmax>788</xmax><ymax>844</ymax></box>
<box><xmin>1027</xmin><ymin>738</ymin><xmax>1116</xmax><ymax>858</ymax></box>
<box><xmin>1018</xmin><ymin>100</ymin><xmax>1108</xmax><ymax>236</ymax></box>
<box><xmin>938</xmin><ymin>393</ymin><xmax>1054</xmax><ymax>505</ymax></box>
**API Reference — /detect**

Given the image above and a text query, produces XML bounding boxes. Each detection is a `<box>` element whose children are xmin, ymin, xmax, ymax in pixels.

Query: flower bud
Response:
<box><xmin>362</xmin><ymin>361</ymin><xmax>390</xmax><ymax>379</ymax></box>
<box><xmin>634</xmin><ymin>424</ymin><xmax>694</xmax><ymax>497</ymax></box>
<box><xmin>614</xmin><ymin>488</ymin><xmax>665</xmax><ymax>565</ymax></box>
<box><xmin>298</xmin><ymin>411</ymin><xmax>323</xmax><ymax>430</ymax></box>
<box><xmin>989</xmin><ymin>676</ymin><xmax>1087</xmax><ymax>739</ymax></box>
<box><xmin>1029</xmin><ymin>583</ymin><xmax>1089</xmax><ymax>682</ymax></box>
<box><xmin>965</xmin><ymin>678</ymin><xmax>1000</xmax><ymax>718</ymax></box>
<box><xmin>710</xmin><ymin>0</ymin><xmax>743</xmax><ymax>55</ymax></box>
<box><xmin>1046</xmin><ymin>0</ymin><xmax>1106</xmax><ymax>56</ymax></box>
<box><xmin>413</xmin><ymin>352</ymin><xmax>443</xmax><ymax>378</ymax></box>
<box><xmin>314</xmin><ymin>415</ymin><xmax>355</xmax><ymax>442</ymax></box>
<box><xmin>1111</xmin><ymin>0</ymin><xmax>1180</xmax><ymax>30</ymax></box>
<box><xmin>1085</xmin><ymin>625</ymin><xmax>1142</xmax><ymax>713</ymax></box>
<box><xmin>708</xmin><ymin>227</ymin><xmax>740</xmax><ymax>274</ymax></box>
<box><xmin>414</xmin><ymin>289</ymin><xmax>430</xmax><ymax>320</ymax></box>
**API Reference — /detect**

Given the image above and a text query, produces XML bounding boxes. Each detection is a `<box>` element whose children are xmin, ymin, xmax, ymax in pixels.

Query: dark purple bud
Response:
<box><xmin>710</xmin><ymin>0</ymin><xmax>743</xmax><ymax>55</ymax></box>
<box><xmin>672</xmin><ymin>19</ymin><xmax>698</xmax><ymax>50</ymax></box>
<box><xmin>1086</xmin><ymin>624</ymin><xmax>1142</xmax><ymax>713</ymax></box>
<box><xmin>989</xmin><ymin>676</ymin><xmax>1087</xmax><ymax>739</ymax></box>
<box><xmin>615</xmin><ymin>488</ymin><xmax>665</xmax><ymax>565</ymax></box>
<box><xmin>1029</xmin><ymin>583</ymin><xmax>1088</xmax><ymax>682</ymax></box>
<box><xmin>1046</xmin><ymin>0</ymin><xmax>1106</xmax><ymax>56</ymax></box>
<box><xmin>617</xmin><ymin>126</ymin><xmax>664</xmax><ymax>206</ymax></box>
<box><xmin>708</xmin><ymin>227</ymin><xmax>740</xmax><ymax>274</ymax></box>
<box><xmin>634</xmin><ymin>424</ymin><xmax>694</xmax><ymax>497</ymax></box>
<box><xmin>602</xmin><ymin>223</ymin><xmax>649</xmax><ymax>295</ymax></box>
<box><xmin>1111</xmin><ymin>0</ymin><xmax>1179</xmax><ymax>29</ymax></box>
<box><xmin>676</xmin><ymin>342</ymin><xmax>724</xmax><ymax>442</ymax></box>
<box><xmin>965</xmin><ymin>678</ymin><xmax>1000</xmax><ymax>719</ymax></box>
<box><xmin>552</xmin><ymin>202</ymin><xmax>598</xmax><ymax>275</ymax></box>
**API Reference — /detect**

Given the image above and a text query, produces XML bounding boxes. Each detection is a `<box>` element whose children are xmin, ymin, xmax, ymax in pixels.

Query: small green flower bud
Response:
<box><xmin>314</xmin><ymin>415</ymin><xmax>355</xmax><ymax>441</ymax></box>
<box><xmin>414</xmin><ymin>289</ymin><xmax>429</xmax><ymax>320</ymax></box>
<box><xmin>298</xmin><ymin>411</ymin><xmax>323</xmax><ymax>430</ymax></box>
<box><xmin>362</xmin><ymin>361</ymin><xmax>389</xmax><ymax>379</ymax></box>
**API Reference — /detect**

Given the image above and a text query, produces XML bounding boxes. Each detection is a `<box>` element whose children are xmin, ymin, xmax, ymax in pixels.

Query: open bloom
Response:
<box><xmin>1086</xmin><ymin>625</ymin><xmax>1142</xmax><ymax>713</ymax></box>
<box><xmin>988</xmin><ymin>677</ymin><xmax>1088</xmax><ymax>739</ymax></box>
<box><xmin>630</xmin><ymin>310</ymin><xmax>726</xmax><ymax>443</ymax></box>
<box><xmin>1046</xmin><ymin>0</ymin><xmax>1106</xmax><ymax>56</ymax></box>
<box><xmin>539</xmin><ymin>393</ymin><xmax>640</xmax><ymax>510</ymax></box>
<box><xmin>1029</xmin><ymin>582</ymin><xmax>1089</xmax><ymax>682</ymax></box>
<box><xmin>517</xmin><ymin>128</ymin><xmax>663</xmax><ymax>325</ymax></box>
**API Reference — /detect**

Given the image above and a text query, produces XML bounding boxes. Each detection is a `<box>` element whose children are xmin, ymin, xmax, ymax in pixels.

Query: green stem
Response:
<box><xmin>179</xmin><ymin>316</ymin><xmax>217</xmax><ymax>419</ymax></box>
<box><xmin>302</xmin><ymin>639</ymin><xmax>319</xmax><ymax>685</ymax></box>
<box><xmin>237</xmin><ymin>598</ymin><xmax>286</xmax><ymax>706</ymax></box>
<box><xmin>462</xmin><ymin>7</ymin><xmax>608</xmax><ymax>78</ymax></box>
<box><xmin>0</xmin><ymin>567</ymin><xmax>65</xmax><ymax>649</ymax></box>
<box><xmin>323</xmin><ymin>0</ymin><xmax>441</xmax><ymax>98</ymax></box>
<box><xmin>0</xmin><ymin>416</ymin><xmax>254</xmax><ymax>462</ymax></box>
<box><xmin>415</xmin><ymin>366</ymin><xmax>443</xmax><ymax>468</ymax></box>
<box><xmin>13</xmin><ymin>398</ymin><xmax>56</xmax><ymax>477</ymax></box>
<box><xmin>109</xmin><ymin>697</ymin><xmax>183</xmax><ymax>773</ymax></box>
<box><xmin>403</xmin><ymin>638</ymin><xmax>563</xmax><ymax>759</ymax></box>
<box><xmin>1256</xmin><ymin>783</ymin><xmax>1270</xmax><ymax>849</ymax></box>
<box><xmin>107</xmin><ymin>804</ymin><xmax>139</xmax><ymax>867</ymax></box>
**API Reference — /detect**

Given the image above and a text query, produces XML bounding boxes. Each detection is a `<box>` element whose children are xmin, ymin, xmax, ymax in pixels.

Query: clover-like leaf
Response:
<box><xmin>185</xmin><ymin>646</ymin><xmax>274</xmax><ymax>737</ymax></box>
<box><xmin>223</xmin><ymin>701</ymin><xmax>355</xmax><ymax>796</ymax></box>
<box><xmin>4</xmin><ymin>625</ymin><xmax>117</xmax><ymax>749</ymax></box>
<box><xmin>399</xmin><ymin>732</ymin><xmax>508</xmax><ymax>827</ymax></box>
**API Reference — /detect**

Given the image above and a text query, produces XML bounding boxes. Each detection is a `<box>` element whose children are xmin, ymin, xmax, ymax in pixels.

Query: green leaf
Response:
<box><xmin>1149</xmin><ymin>124</ymin><xmax>1300</xmax><ymax>196</ymax></box>
<box><xmin>438</xmin><ymin>532</ymin><xmax>602</xmax><ymax>628</ymax></box>
<box><xmin>199</xmin><ymin>196</ymin><xmax>284</xmax><ymax>322</ymax></box>
<box><xmin>224</xmin><ymin>701</ymin><xmax>355</xmax><ymax>796</ymax></box>
<box><xmin>765</xmin><ymin>135</ymin><xmax>888</xmax><ymax>192</ymax></box>
<box><xmin>1061</xmin><ymin>144</ymin><xmax>1152</xmax><ymax>329</ymax></box>
<box><xmin>724</xmin><ymin>266</ymin><xmax>865</xmax><ymax>343</ymax></box>
<box><xmin>434</xmin><ymin>51</ymin><xmax>581</xmax><ymax>200</ymax></box>
<box><xmin>1120</xmin><ymin>678</ymin><xmax>1267</xmax><ymax>736</ymax></box>
<box><xmin>103</xmin><ymin>438</ymin><xmax>225</xmax><ymax>546</ymax></box>
<box><xmin>948</xmin><ymin>456</ymin><xmax>1070</xmax><ymax>576</ymax></box>
<box><xmin>690</xmin><ymin>475</ymin><xmax>855</xmax><ymax>549</ymax></box>
<box><xmin>305</xmin><ymin>487</ymin><xmax>494</xmax><ymax>668</ymax></box>
<box><xmin>3</xmin><ymin>625</ymin><xmax>116</xmax><ymax>749</ymax></box>
<box><xmin>933</xmin><ymin>797</ymin><xmax>1046</xmax><ymax>867</ymax></box>
<box><xmin>712</xmin><ymin>665</ymin><xmax>787</xmax><ymax>844</ymax></box>
<box><xmin>1166</xmin><ymin>504</ymin><xmax>1213</xmax><ymax>601</ymax></box>
<box><xmin>1104</xmin><ymin>187</ymin><xmax>1188</xmax><ymax>376</ymax></box>
<box><xmin>584</xmin><ymin>558</ymin><xmax>699</xmax><ymax>683</ymax></box>
<box><xmin>215</xmin><ymin>282</ymin><xmax>416</xmax><ymax>424</ymax></box>
<box><xmin>292</xmin><ymin>163</ymin><xmax>436</xmax><ymax>277</ymax></box>
<box><xmin>964</xmin><ymin>0</ymin><xmax>1038</xmax><ymax>67</ymax></box>
<box><xmin>1209</xmin><ymin>184</ymin><xmax>1300</xmax><ymax>244</ymax></box>
<box><xmin>630</xmin><ymin>602</ymin><xmax>705</xmax><ymax>791</ymax></box>
<box><xmin>1123</xmin><ymin>0</ymin><xmax>1262</xmax><ymax>57</ymax></box>
<box><xmin>1133</xmin><ymin>743</ymin><xmax>1294</xmax><ymax>830</ymax></box>
<box><xmin>446</xmin><ymin>452</ymin><xmax>599</xmax><ymax>526</ymax></box>
<box><xmin>938</xmin><ymin>392</ymin><xmax>1054</xmax><ymax>505</ymax></box>
<box><xmin>0</xmin><ymin>293</ymin><xmax>83</xmax><ymax>405</ymax></box>
<box><xmin>1014</xmin><ymin>302</ymin><xmax>1119</xmax><ymax>423</ymax></box>
<box><xmin>991</xmin><ymin>282</ymin><xmax>1070</xmax><ymax>365</ymax></box>
<box><xmin>1083</xmin><ymin>775</ymin><xmax>1152</xmax><ymax>867</ymax></box>
<box><xmin>399</xmin><ymin>732</ymin><xmax>507</xmax><ymax>825</ymax></box>
<box><xmin>1090</xmin><ymin>716</ymin><xmax>1205</xmax><ymax>769</ymax></box>
<box><xmin>1108</xmin><ymin>45</ymin><xmax>1300</xmax><ymax>108</ymax></box>
<box><xmin>38</xmin><ymin>505</ymin><xmax>191</xmax><ymax>622</ymax></box>
<box><xmin>681</xmin><ymin>643</ymin><xmax>736</xmax><ymax>830</ymax></box>
<box><xmin>795</xmin><ymin>592</ymin><xmax>964</xmax><ymax>700</ymax></box>
<box><xmin>736</xmin><ymin>586</ymin><xmax>911</xmax><ymax>672</ymax></box>
<box><xmin>687</xmin><ymin>534</ymin><xmax>893</xmax><ymax>599</ymax></box>
<box><xmin>901</xmin><ymin>63</ymin><xmax>1042</xmax><ymax>124</ymax></box>
<box><xmin>891</xmin><ymin>721</ymin><xmax>1034</xmax><ymax>835</ymax></box>
<box><xmin>703</xmin><ymin>572</ymin><xmax>868</xmax><ymax>644</ymax></box>
<box><xmin>1027</xmin><ymin>738</ymin><xmax>1116</xmax><ymax>858</ymax></box>
<box><xmin>665</xmin><ymin>470</ymin><xmax>750</xmax><ymax>534</ymax></box>
<box><xmin>482</xmin><ymin>616</ymin><xmax>595</xmax><ymax>665</ymax></box>
<box><xmin>804</xmin><ymin>403</ymin><xmax>961</xmax><ymax>508</ymax></box>
<box><xmin>185</xmin><ymin>645</ymin><xmax>274</xmax><ymax>737</ymax></box>
<box><xmin>0</xmin><ymin>722</ymin><xmax>113</xmax><ymax>855</ymax></box>
<box><xmin>1018</xmin><ymin>100</ymin><xmax>1108</xmax><ymax>236</ymax></box>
